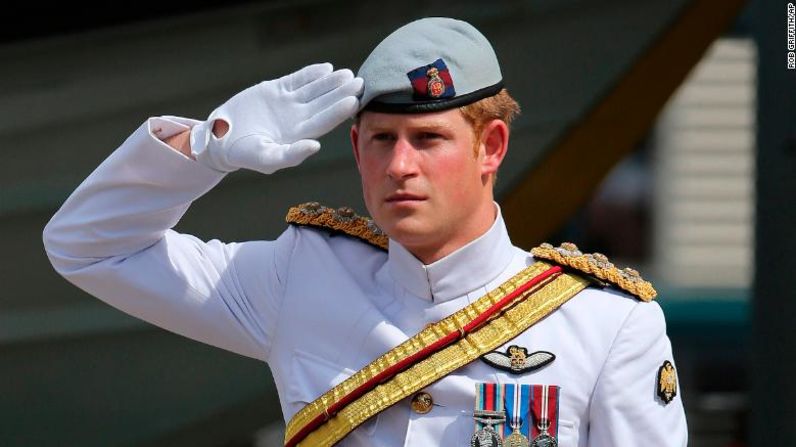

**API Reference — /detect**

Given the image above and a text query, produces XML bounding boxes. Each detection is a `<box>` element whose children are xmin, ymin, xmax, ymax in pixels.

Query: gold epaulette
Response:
<box><xmin>285</xmin><ymin>202</ymin><xmax>388</xmax><ymax>251</ymax></box>
<box><xmin>530</xmin><ymin>242</ymin><xmax>657</xmax><ymax>301</ymax></box>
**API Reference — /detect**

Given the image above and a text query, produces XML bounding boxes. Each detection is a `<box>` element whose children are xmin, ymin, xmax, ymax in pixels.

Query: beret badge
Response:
<box><xmin>407</xmin><ymin>58</ymin><xmax>456</xmax><ymax>100</ymax></box>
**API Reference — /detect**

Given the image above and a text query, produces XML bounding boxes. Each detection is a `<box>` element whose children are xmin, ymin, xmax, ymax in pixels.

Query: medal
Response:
<box><xmin>530</xmin><ymin>419</ymin><xmax>557</xmax><ymax>447</ymax></box>
<box><xmin>472</xmin><ymin>384</ymin><xmax>506</xmax><ymax>447</ymax></box>
<box><xmin>472</xmin><ymin>410</ymin><xmax>506</xmax><ymax>447</ymax></box>
<box><xmin>504</xmin><ymin>383</ymin><xmax>530</xmax><ymax>447</ymax></box>
<box><xmin>530</xmin><ymin>385</ymin><xmax>560</xmax><ymax>447</ymax></box>
<box><xmin>473</xmin><ymin>383</ymin><xmax>560</xmax><ymax>447</ymax></box>
<box><xmin>505</xmin><ymin>422</ymin><xmax>530</xmax><ymax>447</ymax></box>
<box><xmin>471</xmin><ymin>415</ymin><xmax>505</xmax><ymax>447</ymax></box>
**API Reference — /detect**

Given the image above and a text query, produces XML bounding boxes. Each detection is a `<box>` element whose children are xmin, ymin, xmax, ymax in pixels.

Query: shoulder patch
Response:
<box><xmin>657</xmin><ymin>360</ymin><xmax>678</xmax><ymax>404</ymax></box>
<box><xmin>285</xmin><ymin>202</ymin><xmax>388</xmax><ymax>251</ymax></box>
<box><xmin>530</xmin><ymin>242</ymin><xmax>657</xmax><ymax>301</ymax></box>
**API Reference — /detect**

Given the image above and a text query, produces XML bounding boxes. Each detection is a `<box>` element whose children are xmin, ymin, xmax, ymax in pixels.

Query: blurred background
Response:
<box><xmin>1</xmin><ymin>0</ymin><xmax>794</xmax><ymax>445</ymax></box>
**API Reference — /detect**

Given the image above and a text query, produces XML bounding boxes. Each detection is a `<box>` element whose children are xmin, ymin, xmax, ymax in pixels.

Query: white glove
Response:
<box><xmin>190</xmin><ymin>63</ymin><xmax>363</xmax><ymax>174</ymax></box>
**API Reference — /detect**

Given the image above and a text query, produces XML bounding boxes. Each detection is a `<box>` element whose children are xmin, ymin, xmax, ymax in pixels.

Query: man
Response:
<box><xmin>43</xmin><ymin>17</ymin><xmax>687</xmax><ymax>446</ymax></box>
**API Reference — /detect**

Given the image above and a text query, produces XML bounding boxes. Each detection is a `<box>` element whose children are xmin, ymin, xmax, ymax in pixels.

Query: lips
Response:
<box><xmin>385</xmin><ymin>192</ymin><xmax>426</xmax><ymax>203</ymax></box>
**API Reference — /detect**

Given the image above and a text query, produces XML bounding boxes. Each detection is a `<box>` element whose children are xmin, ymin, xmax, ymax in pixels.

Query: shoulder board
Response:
<box><xmin>285</xmin><ymin>202</ymin><xmax>388</xmax><ymax>251</ymax></box>
<box><xmin>531</xmin><ymin>242</ymin><xmax>657</xmax><ymax>301</ymax></box>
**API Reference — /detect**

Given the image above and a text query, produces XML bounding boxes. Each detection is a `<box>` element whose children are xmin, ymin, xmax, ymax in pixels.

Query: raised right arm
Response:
<box><xmin>42</xmin><ymin>116</ymin><xmax>287</xmax><ymax>360</ymax></box>
<box><xmin>43</xmin><ymin>64</ymin><xmax>362</xmax><ymax>361</ymax></box>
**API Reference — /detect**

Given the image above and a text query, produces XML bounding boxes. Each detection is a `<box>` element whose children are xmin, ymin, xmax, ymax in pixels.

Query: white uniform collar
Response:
<box><xmin>387</xmin><ymin>204</ymin><xmax>514</xmax><ymax>303</ymax></box>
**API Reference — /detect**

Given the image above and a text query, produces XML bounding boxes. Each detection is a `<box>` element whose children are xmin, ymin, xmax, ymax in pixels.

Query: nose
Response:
<box><xmin>386</xmin><ymin>138</ymin><xmax>418</xmax><ymax>180</ymax></box>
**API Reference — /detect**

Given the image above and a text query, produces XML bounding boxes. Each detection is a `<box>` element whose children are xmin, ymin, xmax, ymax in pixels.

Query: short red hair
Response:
<box><xmin>459</xmin><ymin>88</ymin><xmax>520</xmax><ymax>155</ymax></box>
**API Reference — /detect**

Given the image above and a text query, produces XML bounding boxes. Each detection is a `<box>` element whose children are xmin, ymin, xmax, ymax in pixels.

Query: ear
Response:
<box><xmin>479</xmin><ymin>119</ymin><xmax>509</xmax><ymax>176</ymax></box>
<box><xmin>350</xmin><ymin>123</ymin><xmax>362</xmax><ymax>172</ymax></box>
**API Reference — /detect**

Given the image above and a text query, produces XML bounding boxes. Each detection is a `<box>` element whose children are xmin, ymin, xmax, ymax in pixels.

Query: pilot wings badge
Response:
<box><xmin>480</xmin><ymin>346</ymin><xmax>555</xmax><ymax>375</ymax></box>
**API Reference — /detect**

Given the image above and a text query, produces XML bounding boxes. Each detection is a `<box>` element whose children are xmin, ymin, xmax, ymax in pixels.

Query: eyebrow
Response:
<box><xmin>365</xmin><ymin>121</ymin><xmax>455</xmax><ymax>134</ymax></box>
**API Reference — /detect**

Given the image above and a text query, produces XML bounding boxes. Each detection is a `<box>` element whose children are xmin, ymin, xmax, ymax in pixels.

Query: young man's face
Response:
<box><xmin>351</xmin><ymin>108</ymin><xmax>502</xmax><ymax>262</ymax></box>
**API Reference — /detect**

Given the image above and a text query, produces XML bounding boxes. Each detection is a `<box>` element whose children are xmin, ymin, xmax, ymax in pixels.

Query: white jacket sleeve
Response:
<box><xmin>588</xmin><ymin>301</ymin><xmax>688</xmax><ymax>445</ymax></box>
<box><xmin>42</xmin><ymin>116</ymin><xmax>293</xmax><ymax>361</ymax></box>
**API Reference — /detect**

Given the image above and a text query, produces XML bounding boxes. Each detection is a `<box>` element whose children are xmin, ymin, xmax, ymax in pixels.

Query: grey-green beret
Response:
<box><xmin>357</xmin><ymin>17</ymin><xmax>504</xmax><ymax>113</ymax></box>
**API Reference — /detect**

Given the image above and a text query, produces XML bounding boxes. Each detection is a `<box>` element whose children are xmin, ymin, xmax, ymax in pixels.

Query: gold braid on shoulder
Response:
<box><xmin>285</xmin><ymin>202</ymin><xmax>388</xmax><ymax>251</ymax></box>
<box><xmin>531</xmin><ymin>242</ymin><xmax>657</xmax><ymax>301</ymax></box>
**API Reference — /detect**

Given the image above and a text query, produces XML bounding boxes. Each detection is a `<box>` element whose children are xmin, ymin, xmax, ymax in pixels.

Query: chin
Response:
<box><xmin>379</xmin><ymin>216</ymin><xmax>432</xmax><ymax>245</ymax></box>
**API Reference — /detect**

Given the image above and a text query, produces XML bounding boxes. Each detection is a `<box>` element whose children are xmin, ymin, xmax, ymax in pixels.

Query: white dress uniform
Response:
<box><xmin>43</xmin><ymin>117</ymin><xmax>688</xmax><ymax>446</ymax></box>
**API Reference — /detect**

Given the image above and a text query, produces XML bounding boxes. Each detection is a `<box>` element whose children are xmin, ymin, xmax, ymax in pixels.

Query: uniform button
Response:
<box><xmin>411</xmin><ymin>391</ymin><xmax>434</xmax><ymax>414</ymax></box>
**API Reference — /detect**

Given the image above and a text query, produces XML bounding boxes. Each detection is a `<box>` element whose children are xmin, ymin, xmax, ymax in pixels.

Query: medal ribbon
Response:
<box><xmin>530</xmin><ymin>385</ymin><xmax>560</xmax><ymax>439</ymax></box>
<box><xmin>504</xmin><ymin>383</ymin><xmax>531</xmax><ymax>439</ymax></box>
<box><xmin>475</xmin><ymin>383</ymin><xmax>505</xmax><ymax>434</ymax></box>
